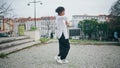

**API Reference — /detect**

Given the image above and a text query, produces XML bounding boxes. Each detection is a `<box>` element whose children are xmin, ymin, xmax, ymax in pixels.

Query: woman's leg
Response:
<box><xmin>58</xmin><ymin>34</ymin><xmax>64</xmax><ymax>57</ymax></box>
<box><xmin>58</xmin><ymin>33</ymin><xmax>70</xmax><ymax>60</ymax></box>
<box><xmin>62</xmin><ymin>39</ymin><xmax>70</xmax><ymax>59</ymax></box>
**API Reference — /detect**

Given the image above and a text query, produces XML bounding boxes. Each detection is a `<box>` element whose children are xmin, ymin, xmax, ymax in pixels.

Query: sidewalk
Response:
<box><xmin>0</xmin><ymin>40</ymin><xmax>120</xmax><ymax>68</ymax></box>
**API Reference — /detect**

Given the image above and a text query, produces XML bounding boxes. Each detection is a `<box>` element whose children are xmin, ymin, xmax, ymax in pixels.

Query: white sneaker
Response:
<box><xmin>55</xmin><ymin>56</ymin><xmax>63</xmax><ymax>64</ymax></box>
<box><xmin>54</xmin><ymin>56</ymin><xmax>60</xmax><ymax>60</ymax></box>
<box><xmin>56</xmin><ymin>58</ymin><xmax>63</xmax><ymax>64</ymax></box>
<box><xmin>54</xmin><ymin>56</ymin><xmax>59</xmax><ymax>60</ymax></box>
<box><xmin>62</xmin><ymin>59</ymin><xmax>69</xmax><ymax>63</ymax></box>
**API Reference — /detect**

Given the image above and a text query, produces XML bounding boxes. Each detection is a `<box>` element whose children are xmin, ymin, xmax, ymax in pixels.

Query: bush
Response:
<box><xmin>0</xmin><ymin>53</ymin><xmax>7</xmax><ymax>58</ymax></box>
<box><xmin>30</xmin><ymin>26</ymin><xmax>37</xmax><ymax>31</ymax></box>
<box><xmin>40</xmin><ymin>38</ymin><xmax>50</xmax><ymax>43</ymax></box>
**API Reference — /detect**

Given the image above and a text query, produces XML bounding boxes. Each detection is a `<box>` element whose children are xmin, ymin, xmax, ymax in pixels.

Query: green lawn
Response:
<box><xmin>69</xmin><ymin>39</ymin><xmax>118</xmax><ymax>45</ymax></box>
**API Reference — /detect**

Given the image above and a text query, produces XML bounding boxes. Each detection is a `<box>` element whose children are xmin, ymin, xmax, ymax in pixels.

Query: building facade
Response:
<box><xmin>0</xmin><ymin>16</ymin><xmax>14</xmax><ymax>36</ymax></box>
<box><xmin>72</xmin><ymin>15</ymin><xmax>109</xmax><ymax>28</ymax></box>
<box><xmin>40</xmin><ymin>16</ymin><xmax>56</xmax><ymax>38</ymax></box>
<box><xmin>13</xmin><ymin>16</ymin><xmax>56</xmax><ymax>38</ymax></box>
<box><xmin>3</xmin><ymin>18</ymin><xmax>14</xmax><ymax>32</ymax></box>
<box><xmin>70</xmin><ymin>15</ymin><xmax>110</xmax><ymax>40</ymax></box>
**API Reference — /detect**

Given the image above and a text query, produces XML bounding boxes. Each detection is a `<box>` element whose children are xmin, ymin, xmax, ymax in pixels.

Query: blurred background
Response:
<box><xmin>0</xmin><ymin>0</ymin><xmax>120</xmax><ymax>42</ymax></box>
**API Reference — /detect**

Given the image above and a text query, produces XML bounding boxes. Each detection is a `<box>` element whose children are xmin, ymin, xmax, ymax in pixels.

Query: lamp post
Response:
<box><xmin>27</xmin><ymin>0</ymin><xmax>42</xmax><ymax>28</ymax></box>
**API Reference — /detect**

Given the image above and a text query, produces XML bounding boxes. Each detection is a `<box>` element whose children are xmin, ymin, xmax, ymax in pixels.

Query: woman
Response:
<box><xmin>55</xmin><ymin>6</ymin><xmax>71</xmax><ymax>64</ymax></box>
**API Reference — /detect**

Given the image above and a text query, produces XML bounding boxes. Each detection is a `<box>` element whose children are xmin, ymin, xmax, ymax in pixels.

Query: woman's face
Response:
<box><xmin>61</xmin><ymin>10</ymin><xmax>65</xmax><ymax>16</ymax></box>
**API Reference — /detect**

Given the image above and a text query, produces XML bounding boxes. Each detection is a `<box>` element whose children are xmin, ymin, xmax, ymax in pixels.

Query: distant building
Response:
<box><xmin>3</xmin><ymin>18</ymin><xmax>14</xmax><ymax>32</ymax></box>
<box><xmin>72</xmin><ymin>15</ymin><xmax>109</xmax><ymax>28</ymax></box>
<box><xmin>40</xmin><ymin>16</ymin><xmax>56</xmax><ymax>38</ymax></box>
<box><xmin>0</xmin><ymin>16</ymin><xmax>14</xmax><ymax>36</ymax></box>
<box><xmin>13</xmin><ymin>16</ymin><xmax>56</xmax><ymax>38</ymax></box>
<box><xmin>70</xmin><ymin>14</ymin><xmax>112</xmax><ymax>39</ymax></box>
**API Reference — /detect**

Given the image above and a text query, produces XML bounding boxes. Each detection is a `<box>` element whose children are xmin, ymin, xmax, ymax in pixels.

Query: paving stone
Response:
<box><xmin>0</xmin><ymin>40</ymin><xmax>120</xmax><ymax>68</ymax></box>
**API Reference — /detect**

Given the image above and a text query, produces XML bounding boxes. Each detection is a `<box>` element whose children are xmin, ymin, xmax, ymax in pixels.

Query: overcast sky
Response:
<box><xmin>5</xmin><ymin>0</ymin><xmax>117</xmax><ymax>20</ymax></box>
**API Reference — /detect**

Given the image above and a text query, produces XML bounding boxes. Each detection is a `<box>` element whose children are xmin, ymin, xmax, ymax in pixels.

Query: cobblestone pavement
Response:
<box><xmin>0</xmin><ymin>40</ymin><xmax>120</xmax><ymax>68</ymax></box>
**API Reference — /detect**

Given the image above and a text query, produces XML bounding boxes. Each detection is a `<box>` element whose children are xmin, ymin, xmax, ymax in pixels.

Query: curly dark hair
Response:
<box><xmin>55</xmin><ymin>6</ymin><xmax>65</xmax><ymax>15</ymax></box>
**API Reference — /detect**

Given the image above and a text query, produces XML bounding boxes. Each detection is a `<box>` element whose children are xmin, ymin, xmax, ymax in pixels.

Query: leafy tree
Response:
<box><xmin>109</xmin><ymin>0</ymin><xmax>120</xmax><ymax>38</ymax></box>
<box><xmin>98</xmin><ymin>22</ymin><xmax>109</xmax><ymax>40</ymax></box>
<box><xmin>78</xmin><ymin>19</ymin><xmax>109</xmax><ymax>40</ymax></box>
<box><xmin>78</xmin><ymin>19</ymin><xmax>98</xmax><ymax>39</ymax></box>
<box><xmin>110</xmin><ymin>0</ymin><xmax>120</xmax><ymax>16</ymax></box>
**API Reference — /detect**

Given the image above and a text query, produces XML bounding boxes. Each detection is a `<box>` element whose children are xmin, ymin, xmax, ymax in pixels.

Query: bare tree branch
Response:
<box><xmin>110</xmin><ymin>0</ymin><xmax>120</xmax><ymax>16</ymax></box>
<box><xmin>0</xmin><ymin>2</ymin><xmax>13</xmax><ymax>16</ymax></box>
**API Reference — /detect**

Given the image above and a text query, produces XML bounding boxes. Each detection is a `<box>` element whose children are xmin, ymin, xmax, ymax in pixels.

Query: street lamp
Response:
<box><xmin>27</xmin><ymin>0</ymin><xmax>42</xmax><ymax>28</ymax></box>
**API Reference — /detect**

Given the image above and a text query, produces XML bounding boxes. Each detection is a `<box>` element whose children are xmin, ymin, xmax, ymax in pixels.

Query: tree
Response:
<box><xmin>78</xmin><ymin>19</ymin><xmax>98</xmax><ymax>40</ymax></box>
<box><xmin>110</xmin><ymin>0</ymin><xmax>120</xmax><ymax>16</ymax></box>
<box><xmin>98</xmin><ymin>22</ymin><xmax>109</xmax><ymax>40</ymax></box>
<box><xmin>0</xmin><ymin>1</ymin><xmax>13</xmax><ymax>16</ymax></box>
<box><xmin>78</xmin><ymin>19</ymin><xmax>109</xmax><ymax>40</ymax></box>
<box><xmin>109</xmin><ymin>0</ymin><xmax>120</xmax><ymax>38</ymax></box>
<box><xmin>108</xmin><ymin>16</ymin><xmax>120</xmax><ymax>40</ymax></box>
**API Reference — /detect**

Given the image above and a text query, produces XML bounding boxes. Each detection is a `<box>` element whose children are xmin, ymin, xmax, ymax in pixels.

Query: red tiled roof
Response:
<box><xmin>13</xmin><ymin>16</ymin><xmax>55</xmax><ymax>23</ymax></box>
<box><xmin>4</xmin><ymin>18</ymin><xmax>12</xmax><ymax>23</ymax></box>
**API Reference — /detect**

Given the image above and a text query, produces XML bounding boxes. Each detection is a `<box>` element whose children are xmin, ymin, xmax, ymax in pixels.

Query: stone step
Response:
<box><xmin>0</xmin><ymin>39</ymin><xmax>34</xmax><ymax>50</ymax></box>
<box><xmin>0</xmin><ymin>36</ymin><xmax>29</xmax><ymax>44</ymax></box>
<box><xmin>0</xmin><ymin>41</ymin><xmax>40</xmax><ymax>54</ymax></box>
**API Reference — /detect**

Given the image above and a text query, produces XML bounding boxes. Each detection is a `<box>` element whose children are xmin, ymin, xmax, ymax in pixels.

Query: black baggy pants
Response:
<box><xmin>58</xmin><ymin>33</ymin><xmax>70</xmax><ymax>60</ymax></box>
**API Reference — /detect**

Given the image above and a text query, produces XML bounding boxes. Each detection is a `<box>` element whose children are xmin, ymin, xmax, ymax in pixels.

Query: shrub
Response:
<box><xmin>0</xmin><ymin>53</ymin><xmax>7</xmax><ymax>58</ymax></box>
<box><xmin>40</xmin><ymin>38</ymin><xmax>50</xmax><ymax>43</ymax></box>
<box><xmin>30</xmin><ymin>26</ymin><xmax>37</xmax><ymax>31</ymax></box>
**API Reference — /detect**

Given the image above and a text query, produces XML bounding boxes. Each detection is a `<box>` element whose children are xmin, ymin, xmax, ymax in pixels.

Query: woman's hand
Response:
<box><xmin>65</xmin><ymin>21</ymin><xmax>72</xmax><ymax>27</ymax></box>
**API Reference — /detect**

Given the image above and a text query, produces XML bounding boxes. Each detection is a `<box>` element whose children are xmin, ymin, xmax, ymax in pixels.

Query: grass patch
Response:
<box><xmin>0</xmin><ymin>53</ymin><xmax>7</xmax><ymax>58</ymax></box>
<box><xmin>40</xmin><ymin>38</ymin><xmax>50</xmax><ymax>43</ymax></box>
<box><xmin>70</xmin><ymin>39</ymin><xmax>119</xmax><ymax>45</ymax></box>
<box><xmin>70</xmin><ymin>39</ymin><xmax>102</xmax><ymax>43</ymax></box>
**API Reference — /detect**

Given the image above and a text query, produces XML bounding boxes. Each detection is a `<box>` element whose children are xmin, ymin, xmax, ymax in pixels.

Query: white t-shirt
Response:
<box><xmin>56</xmin><ymin>15</ymin><xmax>69</xmax><ymax>39</ymax></box>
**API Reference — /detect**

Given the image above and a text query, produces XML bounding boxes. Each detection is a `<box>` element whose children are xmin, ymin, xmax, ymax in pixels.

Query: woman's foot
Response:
<box><xmin>62</xmin><ymin>59</ymin><xmax>69</xmax><ymax>63</ymax></box>
<box><xmin>54</xmin><ymin>56</ymin><xmax>69</xmax><ymax>64</ymax></box>
<box><xmin>55</xmin><ymin>56</ymin><xmax>62</xmax><ymax>64</ymax></box>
